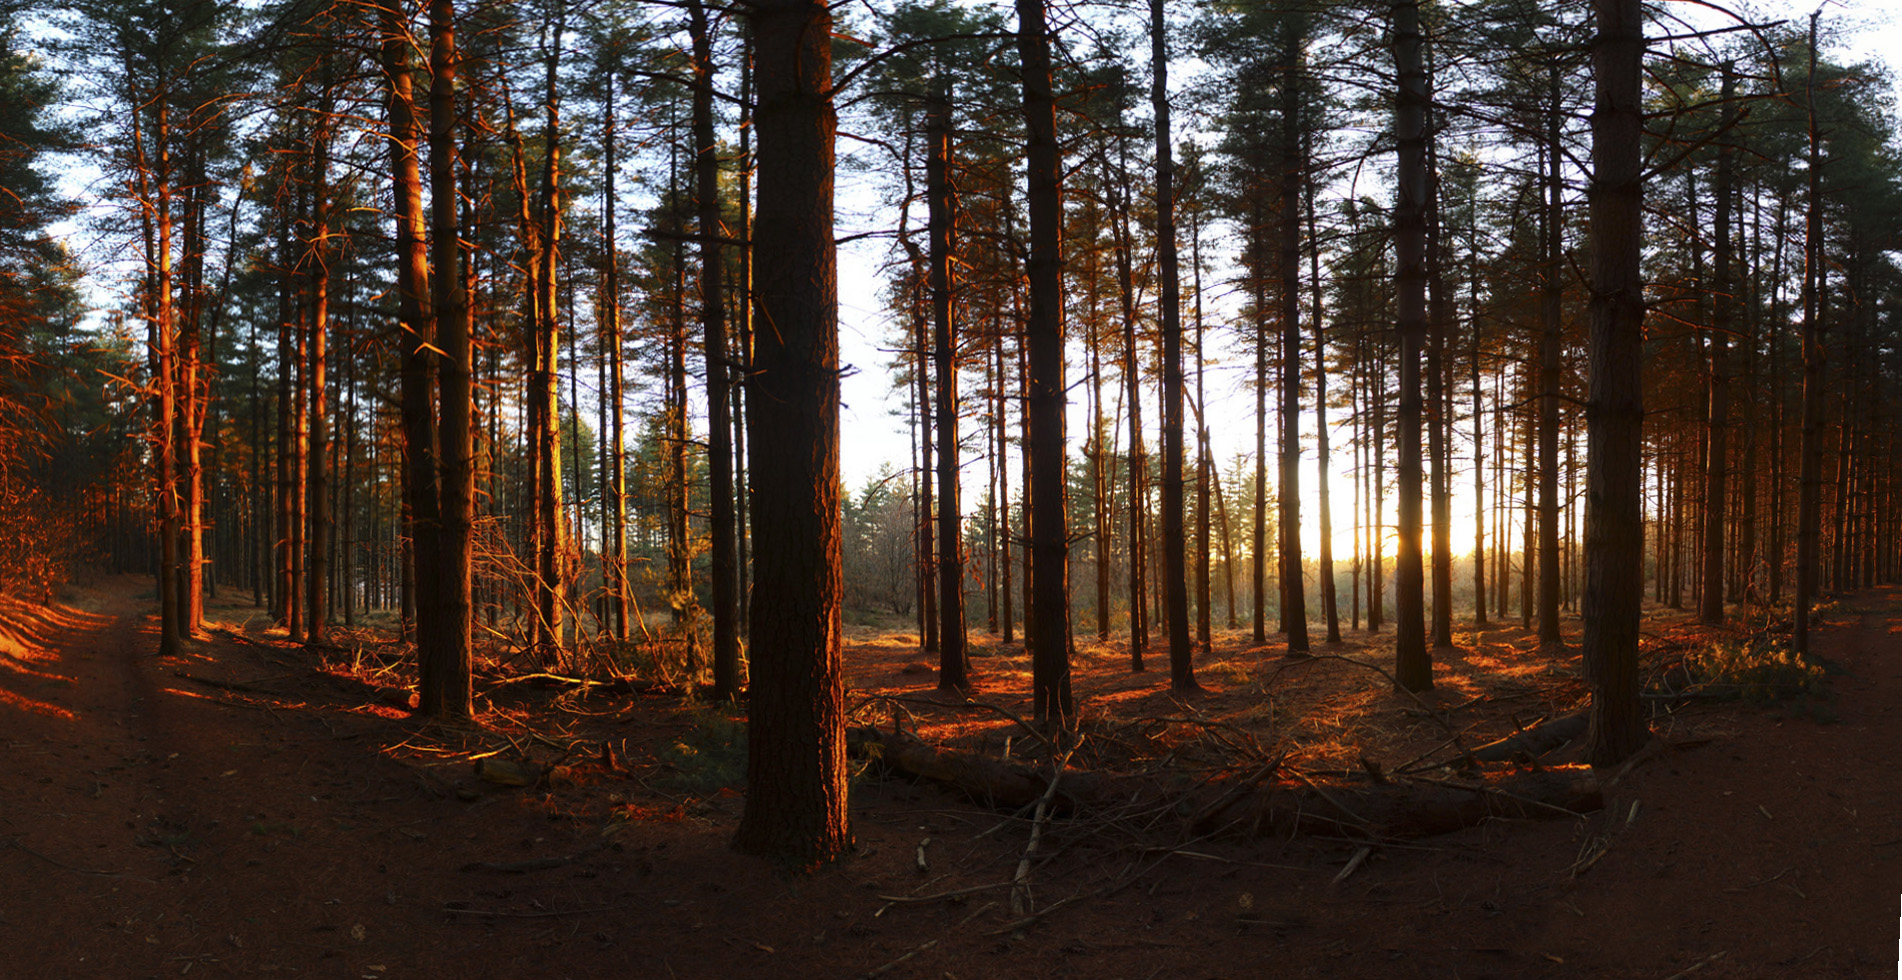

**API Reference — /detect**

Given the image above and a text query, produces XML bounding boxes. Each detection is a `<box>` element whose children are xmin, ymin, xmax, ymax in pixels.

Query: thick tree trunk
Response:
<box><xmin>733</xmin><ymin>0</ymin><xmax>852</xmax><ymax>865</ymax></box>
<box><xmin>1582</xmin><ymin>0</ymin><xmax>1650</xmax><ymax>766</ymax></box>
<box><xmin>1391</xmin><ymin>0</ymin><xmax>1430</xmax><ymax>691</ymax></box>
<box><xmin>1017</xmin><ymin>0</ymin><xmax>1073</xmax><ymax>725</ymax></box>
<box><xmin>419</xmin><ymin>0</ymin><xmax>474</xmax><ymax>719</ymax></box>
<box><xmin>146</xmin><ymin>100</ymin><xmax>183</xmax><ymax>657</ymax></box>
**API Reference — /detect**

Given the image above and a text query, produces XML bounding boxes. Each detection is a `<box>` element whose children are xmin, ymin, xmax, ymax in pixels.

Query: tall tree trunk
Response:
<box><xmin>1088</xmin><ymin>205</ymin><xmax>1108</xmax><ymax>644</ymax></box>
<box><xmin>917</xmin><ymin>285</ymin><xmax>937</xmax><ymax>654</ymax></box>
<box><xmin>732</xmin><ymin>0</ymin><xmax>852</xmax><ymax>865</ymax></box>
<box><xmin>1471</xmin><ymin>260</ymin><xmax>1487</xmax><ymax>625</ymax></box>
<box><xmin>1152</xmin><ymin>0</ymin><xmax>1196</xmax><ymax>689</ymax></box>
<box><xmin>735</xmin><ymin>29</ymin><xmax>754</xmax><ymax>637</ymax></box>
<box><xmin>602</xmin><ymin>68</ymin><xmax>630</xmax><ymax>643</ymax></box>
<box><xmin>1794</xmin><ymin>12</ymin><xmax>1825</xmax><ymax>659</ymax></box>
<box><xmin>1700</xmin><ymin>64</ymin><xmax>1735</xmax><ymax>625</ymax></box>
<box><xmin>926</xmin><ymin>91</ymin><xmax>969</xmax><ymax>690</ymax></box>
<box><xmin>691</xmin><ymin>0</ymin><xmax>742</xmax><ymax>698</ymax></box>
<box><xmin>1278</xmin><ymin>23</ymin><xmax>1309</xmax><ymax>654</ymax></box>
<box><xmin>1305</xmin><ymin>150</ymin><xmax>1340</xmax><ymax>645</ymax></box>
<box><xmin>514</xmin><ymin>12</ymin><xmax>569</xmax><ymax>664</ymax></box>
<box><xmin>1111</xmin><ymin>152</ymin><xmax>1147</xmax><ymax>669</ymax></box>
<box><xmin>288</xmin><ymin>192</ymin><xmax>308</xmax><ymax>643</ymax></box>
<box><xmin>1017</xmin><ymin>0</ymin><xmax>1073</xmax><ymax>725</ymax></box>
<box><xmin>1391</xmin><ymin>0</ymin><xmax>1430</xmax><ymax>691</ymax></box>
<box><xmin>1737</xmin><ymin>180</ymin><xmax>1760</xmax><ymax>603</ymax></box>
<box><xmin>144</xmin><ymin>98</ymin><xmax>183</xmax><ymax>657</ymax></box>
<box><xmin>1252</xmin><ymin>226</ymin><xmax>1269</xmax><ymax>645</ymax></box>
<box><xmin>1191</xmin><ymin>177</ymin><xmax>1212</xmax><ymax>649</ymax></box>
<box><xmin>178</xmin><ymin>148</ymin><xmax>208</xmax><ymax>632</ymax></box>
<box><xmin>1215</xmin><ymin>457</ymin><xmax>1239</xmax><ymax>628</ymax></box>
<box><xmin>1425</xmin><ymin>102</ymin><xmax>1452</xmax><ymax>650</ymax></box>
<box><xmin>1537</xmin><ymin>70</ymin><xmax>1563</xmax><ymax>647</ymax></box>
<box><xmin>999</xmin><ymin>331</ymin><xmax>1015</xmax><ymax>644</ymax></box>
<box><xmin>1582</xmin><ymin>0</ymin><xmax>1650</xmax><ymax>766</ymax></box>
<box><xmin>419</xmin><ymin>0</ymin><xmax>474</xmax><ymax>719</ymax></box>
<box><xmin>306</xmin><ymin>89</ymin><xmax>332</xmax><ymax>645</ymax></box>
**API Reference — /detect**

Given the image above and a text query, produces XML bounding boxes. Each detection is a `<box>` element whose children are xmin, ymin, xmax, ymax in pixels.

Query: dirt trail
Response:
<box><xmin>1</xmin><ymin>575</ymin><xmax>1896</xmax><ymax>979</ymax></box>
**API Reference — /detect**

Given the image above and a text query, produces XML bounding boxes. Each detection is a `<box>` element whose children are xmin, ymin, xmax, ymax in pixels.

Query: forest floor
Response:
<box><xmin>0</xmin><ymin>574</ymin><xmax>1895</xmax><ymax>979</ymax></box>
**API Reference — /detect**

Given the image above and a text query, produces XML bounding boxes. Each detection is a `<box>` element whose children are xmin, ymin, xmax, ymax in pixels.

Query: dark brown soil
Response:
<box><xmin>1</xmin><ymin>575</ymin><xmax>1893</xmax><ymax>979</ymax></box>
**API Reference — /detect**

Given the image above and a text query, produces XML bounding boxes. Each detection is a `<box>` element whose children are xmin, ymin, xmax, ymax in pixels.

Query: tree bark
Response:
<box><xmin>305</xmin><ymin>85</ymin><xmax>332</xmax><ymax>645</ymax></box>
<box><xmin>1537</xmin><ymin>68</ymin><xmax>1563</xmax><ymax>647</ymax></box>
<box><xmin>1152</xmin><ymin>0</ymin><xmax>1196</xmax><ymax>689</ymax></box>
<box><xmin>602</xmin><ymin>68</ymin><xmax>630</xmax><ymax>643</ymax></box>
<box><xmin>926</xmin><ymin>91</ymin><xmax>969</xmax><ymax>691</ymax></box>
<box><xmin>690</xmin><ymin>0</ymin><xmax>742</xmax><ymax>698</ymax></box>
<box><xmin>1391</xmin><ymin>0</ymin><xmax>1431</xmax><ymax>691</ymax></box>
<box><xmin>1794</xmin><ymin>12</ymin><xmax>1825</xmax><ymax>659</ymax></box>
<box><xmin>1111</xmin><ymin>150</ymin><xmax>1147</xmax><ymax>669</ymax></box>
<box><xmin>1305</xmin><ymin>146</ymin><xmax>1339</xmax><ymax>645</ymax></box>
<box><xmin>1017</xmin><ymin>0</ymin><xmax>1073</xmax><ymax>725</ymax></box>
<box><xmin>418</xmin><ymin>0</ymin><xmax>474</xmax><ymax>719</ymax></box>
<box><xmin>1700</xmin><ymin>64</ymin><xmax>1735</xmax><ymax>625</ymax></box>
<box><xmin>1582</xmin><ymin>0</ymin><xmax>1650</xmax><ymax>766</ymax></box>
<box><xmin>1278</xmin><ymin>22</ymin><xmax>1309</xmax><ymax>654</ymax></box>
<box><xmin>733</xmin><ymin>0</ymin><xmax>852</xmax><ymax>865</ymax></box>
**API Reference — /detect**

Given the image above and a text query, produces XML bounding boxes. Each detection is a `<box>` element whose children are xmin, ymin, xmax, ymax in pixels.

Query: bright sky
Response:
<box><xmin>33</xmin><ymin>0</ymin><xmax>1900</xmax><ymax>566</ymax></box>
<box><xmin>830</xmin><ymin>0</ymin><xmax>1902</xmax><ymax>562</ymax></box>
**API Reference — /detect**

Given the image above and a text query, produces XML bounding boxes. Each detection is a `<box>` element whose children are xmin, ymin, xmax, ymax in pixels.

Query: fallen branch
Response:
<box><xmin>849</xmin><ymin>726</ymin><xmax>1601</xmax><ymax>840</ymax></box>
<box><xmin>1011</xmin><ymin>737</ymin><xmax>1079</xmax><ymax>915</ymax></box>
<box><xmin>1471</xmin><ymin>713</ymin><xmax>1588</xmax><ymax>763</ymax></box>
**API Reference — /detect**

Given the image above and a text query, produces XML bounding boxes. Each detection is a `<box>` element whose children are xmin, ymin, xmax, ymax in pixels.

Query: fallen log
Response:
<box><xmin>848</xmin><ymin>725</ymin><xmax>1599</xmax><ymax>840</ymax></box>
<box><xmin>1470</xmin><ymin>712</ymin><xmax>1589</xmax><ymax>762</ymax></box>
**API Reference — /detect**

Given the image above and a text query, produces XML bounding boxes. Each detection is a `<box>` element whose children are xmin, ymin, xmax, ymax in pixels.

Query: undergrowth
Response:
<box><xmin>1686</xmin><ymin>637</ymin><xmax>1835</xmax><ymax>720</ymax></box>
<box><xmin>658</xmin><ymin>709</ymin><xmax>748</xmax><ymax>794</ymax></box>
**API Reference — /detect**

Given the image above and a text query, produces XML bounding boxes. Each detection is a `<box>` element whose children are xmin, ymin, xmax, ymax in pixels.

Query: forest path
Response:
<box><xmin>1435</xmin><ymin>585</ymin><xmax>1902</xmax><ymax>978</ymax></box>
<box><xmin>2</xmin><ymin>574</ymin><xmax>1899</xmax><ymax>979</ymax></box>
<box><xmin>0</xmin><ymin>577</ymin><xmax>666</xmax><ymax>979</ymax></box>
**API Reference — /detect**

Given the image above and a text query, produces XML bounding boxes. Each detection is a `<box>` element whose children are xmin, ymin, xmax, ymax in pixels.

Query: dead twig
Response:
<box><xmin>873</xmin><ymin>881</ymin><xmax>1013</xmax><ymax>904</ymax></box>
<box><xmin>440</xmin><ymin>904</ymin><xmax>626</xmax><ymax>918</ymax></box>
<box><xmin>1289</xmin><ymin>768</ymin><xmax>1375</xmax><ymax>831</ymax></box>
<box><xmin>1659</xmin><ymin>950</ymin><xmax>1726</xmax><ymax>980</ymax></box>
<box><xmin>1011</xmin><ymin>736</ymin><xmax>1080</xmax><ymax>915</ymax></box>
<box><xmin>863</xmin><ymin>938</ymin><xmax>938</xmax><ymax>979</ymax></box>
<box><xmin>1330</xmin><ymin>846</ymin><xmax>1372</xmax><ymax>886</ymax></box>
